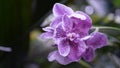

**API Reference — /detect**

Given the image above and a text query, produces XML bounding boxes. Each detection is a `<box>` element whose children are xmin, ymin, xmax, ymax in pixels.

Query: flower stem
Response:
<box><xmin>79</xmin><ymin>60</ymin><xmax>92</xmax><ymax>68</ymax></box>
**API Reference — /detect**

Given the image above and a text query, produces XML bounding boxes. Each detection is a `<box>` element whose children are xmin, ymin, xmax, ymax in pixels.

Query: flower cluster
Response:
<box><xmin>41</xmin><ymin>3</ymin><xmax>107</xmax><ymax>65</ymax></box>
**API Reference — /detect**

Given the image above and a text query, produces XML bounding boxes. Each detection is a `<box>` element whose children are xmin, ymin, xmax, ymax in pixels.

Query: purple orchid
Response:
<box><xmin>41</xmin><ymin>3</ymin><xmax>107</xmax><ymax>65</ymax></box>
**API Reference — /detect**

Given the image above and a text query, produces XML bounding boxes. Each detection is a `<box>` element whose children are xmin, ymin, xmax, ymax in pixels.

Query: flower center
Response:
<box><xmin>67</xmin><ymin>33</ymin><xmax>79</xmax><ymax>41</ymax></box>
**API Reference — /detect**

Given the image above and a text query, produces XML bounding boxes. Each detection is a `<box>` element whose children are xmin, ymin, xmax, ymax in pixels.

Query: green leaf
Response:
<box><xmin>91</xmin><ymin>26</ymin><xmax>120</xmax><ymax>40</ymax></box>
<box><xmin>113</xmin><ymin>0</ymin><xmax>120</xmax><ymax>7</ymax></box>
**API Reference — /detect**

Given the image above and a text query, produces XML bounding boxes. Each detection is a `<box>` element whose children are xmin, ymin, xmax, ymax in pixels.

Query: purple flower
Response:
<box><xmin>41</xmin><ymin>3</ymin><xmax>107</xmax><ymax>65</ymax></box>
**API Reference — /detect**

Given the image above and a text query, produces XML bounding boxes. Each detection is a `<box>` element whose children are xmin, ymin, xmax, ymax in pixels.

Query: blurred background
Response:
<box><xmin>0</xmin><ymin>0</ymin><xmax>120</xmax><ymax>68</ymax></box>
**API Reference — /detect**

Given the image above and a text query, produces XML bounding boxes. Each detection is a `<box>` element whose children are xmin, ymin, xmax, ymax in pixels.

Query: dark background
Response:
<box><xmin>0</xmin><ymin>0</ymin><xmax>61</xmax><ymax>68</ymax></box>
<box><xmin>0</xmin><ymin>0</ymin><xmax>120</xmax><ymax>68</ymax></box>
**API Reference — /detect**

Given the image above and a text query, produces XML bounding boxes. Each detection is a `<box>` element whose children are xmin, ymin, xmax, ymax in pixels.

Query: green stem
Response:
<box><xmin>79</xmin><ymin>60</ymin><xmax>92</xmax><ymax>68</ymax></box>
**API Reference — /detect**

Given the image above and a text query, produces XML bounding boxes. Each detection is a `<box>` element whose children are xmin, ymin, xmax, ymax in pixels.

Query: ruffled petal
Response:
<box><xmin>48</xmin><ymin>51</ymin><xmax>73</xmax><ymax>65</ymax></box>
<box><xmin>70</xmin><ymin>13</ymin><xmax>87</xmax><ymax>20</ymax></box>
<box><xmin>41</xmin><ymin>27</ymin><xmax>54</xmax><ymax>39</ymax></box>
<box><xmin>70</xmin><ymin>11</ymin><xmax>92</xmax><ymax>36</ymax></box>
<box><xmin>48</xmin><ymin>51</ymin><xmax>57</xmax><ymax>62</ymax></box>
<box><xmin>42</xmin><ymin>27</ymin><xmax>53</xmax><ymax>31</ymax></box>
<box><xmin>74</xmin><ymin>31</ymin><xmax>88</xmax><ymax>38</ymax></box>
<box><xmin>53</xmin><ymin>3</ymin><xmax>74</xmax><ymax>17</ymax></box>
<box><xmin>54</xmin><ymin>25</ymin><xmax>66</xmax><ymax>38</ymax></box>
<box><xmin>82</xmin><ymin>47</ymin><xmax>95</xmax><ymax>61</ymax></box>
<box><xmin>50</xmin><ymin>17</ymin><xmax>62</xmax><ymax>28</ymax></box>
<box><xmin>75</xmin><ymin>11</ymin><xmax>92</xmax><ymax>23</ymax></box>
<box><xmin>86</xmin><ymin>32</ymin><xmax>107</xmax><ymax>49</ymax></box>
<box><xmin>40</xmin><ymin>32</ymin><xmax>53</xmax><ymax>39</ymax></box>
<box><xmin>58</xmin><ymin>38</ymin><xmax>70</xmax><ymax>56</ymax></box>
<box><xmin>68</xmin><ymin>40</ymin><xmax>86</xmax><ymax>61</ymax></box>
<box><xmin>62</xmin><ymin>14</ymin><xmax>73</xmax><ymax>31</ymax></box>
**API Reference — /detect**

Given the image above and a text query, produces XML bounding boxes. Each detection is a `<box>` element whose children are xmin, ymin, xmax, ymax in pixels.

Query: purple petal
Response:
<box><xmin>50</xmin><ymin>17</ymin><xmax>62</xmax><ymax>28</ymax></box>
<box><xmin>42</xmin><ymin>27</ymin><xmax>53</xmax><ymax>31</ymax></box>
<box><xmin>40</xmin><ymin>32</ymin><xmax>53</xmax><ymax>39</ymax></box>
<box><xmin>62</xmin><ymin>14</ymin><xmax>73</xmax><ymax>31</ymax></box>
<box><xmin>48</xmin><ymin>51</ymin><xmax>57</xmax><ymax>62</ymax></box>
<box><xmin>41</xmin><ymin>27</ymin><xmax>54</xmax><ymax>39</ymax></box>
<box><xmin>82</xmin><ymin>47</ymin><xmax>95</xmax><ymax>61</ymax></box>
<box><xmin>70</xmin><ymin>13</ymin><xmax>87</xmax><ymax>20</ymax></box>
<box><xmin>69</xmin><ymin>12</ymin><xmax>92</xmax><ymax>38</ymax></box>
<box><xmin>58</xmin><ymin>38</ymin><xmax>70</xmax><ymax>56</ymax></box>
<box><xmin>81</xmin><ymin>35</ymin><xmax>91</xmax><ymax>41</ymax></box>
<box><xmin>54</xmin><ymin>25</ymin><xmax>66</xmax><ymax>38</ymax></box>
<box><xmin>75</xmin><ymin>11</ymin><xmax>92</xmax><ymax>23</ymax></box>
<box><xmin>68</xmin><ymin>40</ymin><xmax>86</xmax><ymax>61</ymax></box>
<box><xmin>86</xmin><ymin>32</ymin><xmax>107</xmax><ymax>49</ymax></box>
<box><xmin>72</xmin><ymin>11</ymin><xmax>92</xmax><ymax>30</ymax></box>
<box><xmin>71</xmin><ymin>14</ymin><xmax>92</xmax><ymax>35</ymax></box>
<box><xmin>48</xmin><ymin>51</ymin><xmax>73</xmax><ymax>65</ymax></box>
<box><xmin>74</xmin><ymin>31</ymin><xmax>88</xmax><ymax>38</ymax></box>
<box><xmin>53</xmin><ymin>3</ymin><xmax>74</xmax><ymax>17</ymax></box>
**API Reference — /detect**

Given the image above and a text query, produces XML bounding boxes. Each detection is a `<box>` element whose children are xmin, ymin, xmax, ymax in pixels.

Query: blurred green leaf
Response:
<box><xmin>91</xmin><ymin>26</ymin><xmax>120</xmax><ymax>40</ymax></box>
<box><xmin>113</xmin><ymin>0</ymin><xmax>120</xmax><ymax>7</ymax></box>
<box><xmin>97</xmin><ymin>46</ymin><xmax>116</xmax><ymax>54</ymax></box>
